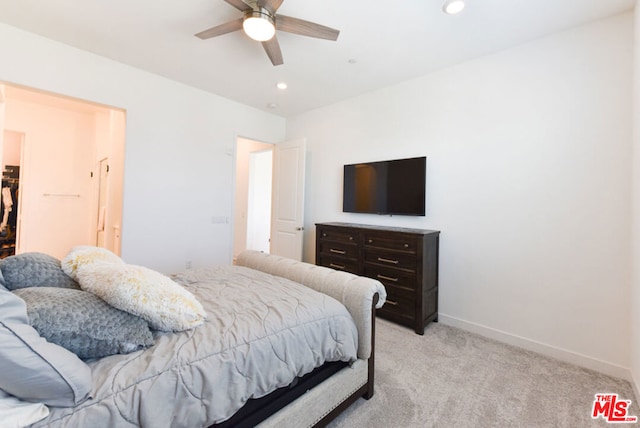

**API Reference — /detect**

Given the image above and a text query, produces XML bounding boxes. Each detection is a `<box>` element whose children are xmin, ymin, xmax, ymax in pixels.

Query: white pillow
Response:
<box><xmin>76</xmin><ymin>263</ymin><xmax>206</xmax><ymax>332</ymax></box>
<box><xmin>61</xmin><ymin>246</ymin><xmax>124</xmax><ymax>281</ymax></box>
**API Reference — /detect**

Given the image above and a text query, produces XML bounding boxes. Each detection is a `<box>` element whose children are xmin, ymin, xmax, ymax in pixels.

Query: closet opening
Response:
<box><xmin>0</xmin><ymin>83</ymin><xmax>126</xmax><ymax>259</ymax></box>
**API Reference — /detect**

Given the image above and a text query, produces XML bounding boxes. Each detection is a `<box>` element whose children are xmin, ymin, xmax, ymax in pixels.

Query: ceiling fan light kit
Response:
<box><xmin>196</xmin><ymin>0</ymin><xmax>340</xmax><ymax>66</ymax></box>
<box><xmin>443</xmin><ymin>0</ymin><xmax>465</xmax><ymax>15</ymax></box>
<box><xmin>243</xmin><ymin>8</ymin><xmax>275</xmax><ymax>41</ymax></box>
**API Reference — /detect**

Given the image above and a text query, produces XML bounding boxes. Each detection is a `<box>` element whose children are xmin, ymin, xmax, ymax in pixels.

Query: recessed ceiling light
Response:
<box><xmin>348</xmin><ymin>59</ymin><xmax>357</xmax><ymax>64</ymax></box>
<box><xmin>443</xmin><ymin>0</ymin><xmax>465</xmax><ymax>15</ymax></box>
<box><xmin>267</xmin><ymin>103</ymin><xmax>277</xmax><ymax>109</ymax></box>
<box><xmin>276</xmin><ymin>82</ymin><xmax>288</xmax><ymax>90</ymax></box>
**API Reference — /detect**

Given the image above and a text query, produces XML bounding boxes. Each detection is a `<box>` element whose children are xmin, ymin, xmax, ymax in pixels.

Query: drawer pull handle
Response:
<box><xmin>404</xmin><ymin>243</ymin><xmax>409</xmax><ymax>248</ymax></box>
<box><xmin>349</xmin><ymin>236</ymin><xmax>354</xmax><ymax>241</ymax></box>
<box><xmin>368</xmin><ymin>239</ymin><xmax>373</xmax><ymax>244</ymax></box>
<box><xmin>330</xmin><ymin>249</ymin><xmax>346</xmax><ymax>255</ymax></box>
<box><xmin>377</xmin><ymin>257</ymin><xmax>399</xmax><ymax>265</ymax></box>
<box><xmin>322</xmin><ymin>233</ymin><xmax>327</xmax><ymax>237</ymax></box>
<box><xmin>377</xmin><ymin>274</ymin><xmax>398</xmax><ymax>283</ymax></box>
<box><xmin>329</xmin><ymin>263</ymin><xmax>345</xmax><ymax>270</ymax></box>
<box><xmin>386</xmin><ymin>300</ymin><xmax>398</xmax><ymax>306</ymax></box>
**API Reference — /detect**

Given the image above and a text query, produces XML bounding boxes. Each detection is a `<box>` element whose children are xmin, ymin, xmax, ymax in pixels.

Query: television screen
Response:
<box><xmin>343</xmin><ymin>156</ymin><xmax>426</xmax><ymax>216</ymax></box>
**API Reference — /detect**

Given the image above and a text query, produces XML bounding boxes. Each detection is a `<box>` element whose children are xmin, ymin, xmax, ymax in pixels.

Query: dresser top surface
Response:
<box><xmin>316</xmin><ymin>222</ymin><xmax>440</xmax><ymax>236</ymax></box>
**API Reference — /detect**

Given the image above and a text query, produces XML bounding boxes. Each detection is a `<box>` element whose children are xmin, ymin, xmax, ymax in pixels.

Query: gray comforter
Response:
<box><xmin>32</xmin><ymin>265</ymin><xmax>358</xmax><ymax>427</ymax></box>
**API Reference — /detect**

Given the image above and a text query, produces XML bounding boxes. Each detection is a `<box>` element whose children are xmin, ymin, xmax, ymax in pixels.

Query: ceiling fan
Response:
<box><xmin>195</xmin><ymin>0</ymin><xmax>340</xmax><ymax>66</ymax></box>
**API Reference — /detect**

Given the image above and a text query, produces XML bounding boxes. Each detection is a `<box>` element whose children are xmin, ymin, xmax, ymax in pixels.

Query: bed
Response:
<box><xmin>0</xmin><ymin>249</ymin><xmax>386</xmax><ymax>427</ymax></box>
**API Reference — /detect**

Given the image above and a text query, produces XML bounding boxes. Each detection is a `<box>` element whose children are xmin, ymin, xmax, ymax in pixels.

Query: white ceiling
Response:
<box><xmin>0</xmin><ymin>0</ymin><xmax>634</xmax><ymax>117</ymax></box>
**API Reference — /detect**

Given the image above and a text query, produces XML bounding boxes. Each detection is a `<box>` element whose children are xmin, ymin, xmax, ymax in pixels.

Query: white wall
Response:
<box><xmin>0</xmin><ymin>23</ymin><xmax>285</xmax><ymax>272</ymax></box>
<box><xmin>287</xmin><ymin>13</ymin><xmax>634</xmax><ymax>377</ymax></box>
<box><xmin>630</xmin><ymin>3</ymin><xmax>640</xmax><ymax>396</ymax></box>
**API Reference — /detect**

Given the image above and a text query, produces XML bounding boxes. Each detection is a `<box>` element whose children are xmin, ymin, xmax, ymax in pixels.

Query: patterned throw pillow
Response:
<box><xmin>1</xmin><ymin>252</ymin><xmax>79</xmax><ymax>290</ymax></box>
<box><xmin>14</xmin><ymin>287</ymin><xmax>155</xmax><ymax>359</ymax></box>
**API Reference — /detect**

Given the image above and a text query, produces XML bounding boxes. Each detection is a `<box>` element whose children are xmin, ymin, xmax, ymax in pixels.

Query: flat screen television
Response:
<box><xmin>343</xmin><ymin>156</ymin><xmax>426</xmax><ymax>216</ymax></box>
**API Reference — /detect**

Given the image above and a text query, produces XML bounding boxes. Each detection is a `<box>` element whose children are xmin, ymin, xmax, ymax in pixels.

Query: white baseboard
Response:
<box><xmin>438</xmin><ymin>313</ymin><xmax>631</xmax><ymax>381</ymax></box>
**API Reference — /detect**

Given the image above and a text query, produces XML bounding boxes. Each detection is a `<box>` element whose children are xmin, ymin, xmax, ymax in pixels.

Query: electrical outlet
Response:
<box><xmin>211</xmin><ymin>216</ymin><xmax>228</xmax><ymax>224</ymax></box>
<box><xmin>186</xmin><ymin>261</ymin><xmax>192</xmax><ymax>269</ymax></box>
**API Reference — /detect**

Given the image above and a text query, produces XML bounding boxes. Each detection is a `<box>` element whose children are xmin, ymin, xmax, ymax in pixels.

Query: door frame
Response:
<box><xmin>232</xmin><ymin>136</ymin><xmax>275</xmax><ymax>261</ymax></box>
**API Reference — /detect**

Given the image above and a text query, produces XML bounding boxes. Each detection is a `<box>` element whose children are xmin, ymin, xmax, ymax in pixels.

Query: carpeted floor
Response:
<box><xmin>328</xmin><ymin>319</ymin><xmax>639</xmax><ymax>428</ymax></box>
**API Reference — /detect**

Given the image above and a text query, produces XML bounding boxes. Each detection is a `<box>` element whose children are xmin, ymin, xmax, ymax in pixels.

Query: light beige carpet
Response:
<box><xmin>328</xmin><ymin>319</ymin><xmax>638</xmax><ymax>428</ymax></box>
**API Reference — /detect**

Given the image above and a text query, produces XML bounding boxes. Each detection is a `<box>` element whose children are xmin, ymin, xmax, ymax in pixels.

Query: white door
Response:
<box><xmin>270</xmin><ymin>139</ymin><xmax>306</xmax><ymax>260</ymax></box>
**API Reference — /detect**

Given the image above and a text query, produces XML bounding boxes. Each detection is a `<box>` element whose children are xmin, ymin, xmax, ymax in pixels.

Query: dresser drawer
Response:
<box><xmin>318</xmin><ymin>241</ymin><xmax>358</xmax><ymax>260</ymax></box>
<box><xmin>364</xmin><ymin>265</ymin><xmax>417</xmax><ymax>292</ymax></box>
<box><xmin>379</xmin><ymin>286</ymin><xmax>415</xmax><ymax>320</ymax></box>
<box><xmin>364</xmin><ymin>233</ymin><xmax>418</xmax><ymax>253</ymax></box>
<box><xmin>317</xmin><ymin>227</ymin><xmax>358</xmax><ymax>244</ymax></box>
<box><xmin>317</xmin><ymin>257</ymin><xmax>359</xmax><ymax>275</ymax></box>
<box><xmin>364</xmin><ymin>249</ymin><xmax>417</xmax><ymax>272</ymax></box>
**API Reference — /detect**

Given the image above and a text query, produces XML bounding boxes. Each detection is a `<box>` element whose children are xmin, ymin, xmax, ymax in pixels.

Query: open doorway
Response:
<box><xmin>233</xmin><ymin>137</ymin><xmax>274</xmax><ymax>260</ymax></box>
<box><xmin>0</xmin><ymin>83</ymin><xmax>126</xmax><ymax>259</ymax></box>
<box><xmin>246</xmin><ymin>149</ymin><xmax>273</xmax><ymax>252</ymax></box>
<box><xmin>233</xmin><ymin>137</ymin><xmax>307</xmax><ymax>262</ymax></box>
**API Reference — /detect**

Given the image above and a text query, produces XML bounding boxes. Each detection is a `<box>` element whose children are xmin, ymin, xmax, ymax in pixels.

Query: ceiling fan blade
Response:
<box><xmin>258</xmin><ymin>0</ymin><xmax>285</xmax><ymax>13</ymax></box>
<box><xmin>224</xmin><ymin>0</ymin><xmax>252</xmax><ymax>12</ymax></box>
<box><xmin>195</xmin><ymin>18</ymin><xmax>243</xmax><ymax>40</ymax></box>
<box><xmin>276</xmin><ymin>15</ymin><xmax>339</xmax><ymax>41</ymax></box>
<box><xmin>262</xmin><ymin>36</ymin><xmax>283</xmax><ymax>66</ymax></box>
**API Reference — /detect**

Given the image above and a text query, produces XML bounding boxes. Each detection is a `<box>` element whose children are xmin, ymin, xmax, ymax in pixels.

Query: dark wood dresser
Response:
<box><xmin>315</xmin><ymin>222</ymin><xmax>440</xmax><ymax>335</ymax></box>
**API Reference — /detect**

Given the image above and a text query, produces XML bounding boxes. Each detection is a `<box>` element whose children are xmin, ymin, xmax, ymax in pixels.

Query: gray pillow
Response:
<box><xmin>1</xmin><ymin>252</ymin><xmax>79</xmax><ymax>290</ymax></box>
<box><xmin>14</xmin><ymin>287</ymin><xmax>155</xmax><ymax>360</ymax></box>
<box><xmin>0</xmin><ymin>288</ymin><xmax>92</xmax><ymax>407</ymax></box>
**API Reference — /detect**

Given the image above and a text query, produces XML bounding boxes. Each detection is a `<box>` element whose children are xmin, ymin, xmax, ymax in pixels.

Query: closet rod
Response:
<box><xmin>42</xmin><ymin>193</ymin><xmax>81</xmax><ymax>198</ymax></box>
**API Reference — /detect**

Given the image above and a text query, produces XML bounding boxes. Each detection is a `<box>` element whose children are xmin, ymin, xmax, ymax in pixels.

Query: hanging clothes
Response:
<box><xmin>0</xmin><ymin>185</ymin><xmax>13</xmax><ymax>233</ymax></box>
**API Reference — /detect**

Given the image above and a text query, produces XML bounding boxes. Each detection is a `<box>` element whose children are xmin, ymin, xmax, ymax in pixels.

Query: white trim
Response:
<box><xmin>438</xmin><ymin>313</ymin><xmax>631</xmax><ymax>381</ymax></box>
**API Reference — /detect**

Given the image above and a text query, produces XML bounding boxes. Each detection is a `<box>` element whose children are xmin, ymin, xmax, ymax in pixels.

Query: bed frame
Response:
<box><xmin>218</xmin><ymin>250</ymin><xmax>384</xmax><ymax>428</ymax></box>
<box><xmin>314</xmin><ymin>294</ymin><xmax>379</xmax><ymax>426</ymax></box>
<box><xmin>16</xmin><ymin>250</ymin><xmax>381</xmax><ymax>428</ymax></box>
